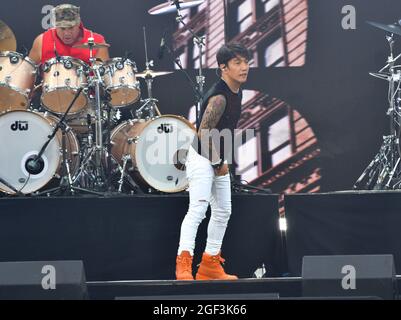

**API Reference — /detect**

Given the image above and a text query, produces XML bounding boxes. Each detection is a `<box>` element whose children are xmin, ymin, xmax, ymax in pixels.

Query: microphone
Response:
<box><xmin>25</xmin><ymin>155</ymin><xmax>45</xmax><ymax>175</ymax></box>
<box><xmin>158</xmin><ymin>31</ymin><xmax>167</xmax><ymax>60</ymax></box>
<box><xmin>22</xmin><ymin>46</ymin><xmax>29</xmax><ymax>58</ymax></box>
<box><xmin>54</xmin><ymin>47</ymin><xmax>61</xmax><ymax>62</ymax></box>
<box><xmin>122</xmin><ymin>51</ymin><xmax>131</xmax><ymax>64</ymax></box>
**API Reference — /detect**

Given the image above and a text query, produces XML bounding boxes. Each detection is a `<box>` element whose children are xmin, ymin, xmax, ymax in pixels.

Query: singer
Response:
<box><xmin>29</xmin><ymin>4</ymin><xmax>110</xmax><ymax>65</ymax></box>
<box><xmin>175</xmin><ymin>43</ymin><xmax>251</xmax><ymax>281</ymax></box>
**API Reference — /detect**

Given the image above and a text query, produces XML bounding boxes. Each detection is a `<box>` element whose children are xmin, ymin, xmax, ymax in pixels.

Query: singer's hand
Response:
<box><xmin>214</xmin><ymin>164</ymin><xmax>229</xmax><ymax>177</ymax></box>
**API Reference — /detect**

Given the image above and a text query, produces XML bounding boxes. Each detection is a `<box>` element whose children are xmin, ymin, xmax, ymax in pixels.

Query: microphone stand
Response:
<box><xmin>163</xmin><ymin>41</ymin><xmax>202</xmax><ymax>106</ymax></box>
<box><xmin>230</xmin><ymin>172</ymin><xmax>272</xmax><ymax>194</ymax></box>
<box><xmin>33</xmin><ymin>87</ymin><xmax>104</xmax><ymax>197</ymax></box>
<box><xmin>33</xmin><ymin>87</ymin><xmax>84</xmax><ymax>165</ymax></box>
<box><xmin>0</xmin><ymin>176</ymin><xmax>23</xmax><ymax>196</ymax></box>
<box><xmin>173</xmin><ymin>0</ymin><xmax>205</xmax><ymax>129</ymax></box>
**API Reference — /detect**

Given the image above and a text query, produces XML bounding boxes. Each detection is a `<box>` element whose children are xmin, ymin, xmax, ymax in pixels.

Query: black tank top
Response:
<box><xmin>195</xmin><ymin>79</ymin><xmax>243</xmax><ymax>161</ymax></box>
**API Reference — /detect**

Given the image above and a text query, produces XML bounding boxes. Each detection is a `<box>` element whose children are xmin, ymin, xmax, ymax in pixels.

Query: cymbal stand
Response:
<box><xmin>135</xmin><ymin>27</ymin><xmax>162</xmax><ymax>120</ymax></box>
<box><xmin>354</xmin><ymin>33</ymin><xmax>401</xmax><ymax>189</ymax></box>
<box><xmin>115</xmin><ymin>154</ymin><xmax>142</xmax><ymax>194</ymax></box>
<box><xmin>73</xmin><ymin>38</ymin><xmax>109</xmax><ymax>191</ymax></box>
<box><xmin>107</xmin><ymin>28</ymin><xmax>143</xmax><ymax>194</ymax></box>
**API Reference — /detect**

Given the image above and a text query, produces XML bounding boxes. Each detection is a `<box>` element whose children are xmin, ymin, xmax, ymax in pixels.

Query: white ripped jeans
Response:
<box><xmin>178</xmin><ymin>147</ymin><xmax>232</xmax><ymax>256</ymax></box>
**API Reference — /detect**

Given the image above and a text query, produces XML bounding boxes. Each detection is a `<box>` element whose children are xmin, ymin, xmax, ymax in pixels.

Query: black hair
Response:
<box><xmin>216</xmin><ymin>42</ymin><xmax>251</xmax><ymax>67</ymax></box>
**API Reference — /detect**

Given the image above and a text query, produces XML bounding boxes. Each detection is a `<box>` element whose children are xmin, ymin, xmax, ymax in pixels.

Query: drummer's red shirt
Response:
<box><xmin>41</xmin><ymin>23</ymin><xmax>106</xmax><ymax>65</ymax></box>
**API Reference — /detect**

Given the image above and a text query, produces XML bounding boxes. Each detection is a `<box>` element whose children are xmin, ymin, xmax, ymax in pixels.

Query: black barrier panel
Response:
<box><xmin>0</xmin><ymin>260</ymin><xmax>87</xmax><ymax>300</ymax></box>
<box><xmin>0</xmin><ymin>194</ymin><xmax>280</xmax><ymax>281</ymax></box>
<box><xmin>284</xmin><ymin>192</ymin><xmax>401</xmax><ymax>276</ymax></box>
<box><xmin>302</xmin><ymin>255</ymin><xmax>397</xmax><ymax>300</ymax></box>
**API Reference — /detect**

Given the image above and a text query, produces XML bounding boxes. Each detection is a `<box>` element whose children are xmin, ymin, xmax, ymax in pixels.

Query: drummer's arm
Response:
<box><xmin>28</xmin><ymin>35</ymin><xmax>43</xmax><ymax>65</ymax></box>
<box><xmin>95</xmin><ymin>46</ymin><xmax>110</xmax><ymax>62</ymax></box>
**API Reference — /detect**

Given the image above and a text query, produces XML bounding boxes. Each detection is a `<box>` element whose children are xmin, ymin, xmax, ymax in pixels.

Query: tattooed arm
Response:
<box><xmin>198</xmin><ymin>95</ymin><xmax>227</xmax><ymax>164</ymax></box>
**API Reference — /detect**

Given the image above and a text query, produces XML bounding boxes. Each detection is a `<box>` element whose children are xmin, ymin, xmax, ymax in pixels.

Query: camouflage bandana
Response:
<box><xmin>53</xmin><ymin>4</ymin><xmax>81</xmax><ymax>28</ymax></box>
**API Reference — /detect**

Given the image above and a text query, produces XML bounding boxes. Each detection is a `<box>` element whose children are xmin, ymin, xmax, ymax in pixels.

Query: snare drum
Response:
<box><xmin>41</xmin><ymin>56</ymin><xmax>88</xmax><ymax>115</ymax></box>
<box><xmin>0</xmin><ymin>51</ymin><xmax>37</xmax><ymax>113</ymax></box>
<box><xmin>103</xmin><ymin>58</ymin><xmax>140</xmax><ymax>108</ymax></box>
<box><xmin>110</xmin><ymin>115</ymin><xmax>196</xmax><ymax>193</ymax></box>
<box><xmin>0</xmin><ymin>110</ymin><xmax>79</xmax><ymax>194</ymax></box>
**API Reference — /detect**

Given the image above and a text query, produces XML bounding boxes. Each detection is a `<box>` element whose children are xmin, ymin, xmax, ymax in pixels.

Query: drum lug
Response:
<box><xmin>5</xmin><ymin>76</ymin><xmax>11</xmax><ymax>84</ymax></box>
<box><xmin>119</xmin><ymin>76</ymin><xmax>126</xmax><ymax>85</ymax></box>
<box><xmin>116</xmin><ymin>61</ymin><xmax>124</xmax><ymax>71</ymax></box>
<box><xmin>9</xmin><ymin>55</ymin><xmax>19</xmax><ymax>64</ymax></box>
<box><xmin>42</xmin><ymin>62</ymin><xmax>50</xmax><ymax>73</ymax></box>
<box><xmin>65</xmin><ymin>78</ymin><xmax>71</xmax><ymax>87</ymax></box>
<box><xmin>127</xmin><ymin>137</ymin><xmax>139</xmax><ymax>144</ymax></box>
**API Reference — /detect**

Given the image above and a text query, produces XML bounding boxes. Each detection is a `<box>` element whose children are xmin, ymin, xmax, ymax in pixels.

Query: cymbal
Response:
<box><xmin>149</xmin><ymin>0</ymin><xmax>204</xmax><ymax>15</ymax></box>
<box><xmin>367</xmin><ymin>21</ymin><xmax>401</xmax><ymax>36</ymax></box>
<box><xmin>73</xmin><ymin>42</ymin><xmax>110</xmax><ymax>49</ymax></box>
<box><xmin>0</xmin><ymin>20</ymin><xmax>16</xmax><ymax>52</ymax></box>
<box><xmin>136</xmin><ymin>69</ymin><xmax>174</xmax><ymax>79</ymax></box>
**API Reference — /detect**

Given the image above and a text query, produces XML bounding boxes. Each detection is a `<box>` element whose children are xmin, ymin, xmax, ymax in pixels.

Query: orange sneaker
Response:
<box><xmin>176</xmin><ymin>251</ymin><xmax>194</xmax><ymax>280</ymax></box>
<box><xmin>195</xmin><ymin>252</ymin><xmax>238</xmax><ymax>280</ymax></box>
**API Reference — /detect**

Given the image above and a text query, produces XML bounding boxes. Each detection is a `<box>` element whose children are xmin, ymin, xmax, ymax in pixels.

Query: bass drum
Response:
<box><xmin>0</xmin><ymin>110</ymin><xmax>79</xmax><ymax>195</ymax></box>
<box><xmin>110</xmin><ymin>115</ymin><xmax>196</xmax><ymax>193</ymax></box>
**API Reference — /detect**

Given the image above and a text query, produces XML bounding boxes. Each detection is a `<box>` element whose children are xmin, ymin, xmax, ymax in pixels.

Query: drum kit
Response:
<box><xmin>0</xmin><ymin>0</ymin><xmax>206</xmax><ymax>197</ymax></box>
<box><xmin>354</xmin><ymin>20</ymin><xmax>401</xmax><ymax>190</ymax></box>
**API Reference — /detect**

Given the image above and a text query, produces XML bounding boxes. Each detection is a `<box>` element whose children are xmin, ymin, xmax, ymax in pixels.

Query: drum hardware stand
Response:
<box><xmin>135</xmin><ymin>27</ymin><xmax>162</xmax><ymax>120</ymax></box>
<box><xmin>104</xmin><ymin>92</ymin><xmax>115</xmax><ymax>191</ymax></box>
<box><xmin>115</xmin><ymin>154</ymin><xmax>142</xmax><ymax>194</ymax></box>
<box><xmin>135</xmin><ymin>71</ymin><xmax>161</xmax><ymax>120</ymax></box>
<box><xmin>118</xmin><ymin>155</ymin><xmax>131</xmax><ymax>193</ymax></box>
<box><xmin>72</xmin><ymin>40</ymin><xmax>110</xmax><ymax>192</ymax></box>
<box><xmin>354</xmin><ymin>32</ymin><xmax>401</xmax><ymax>190</ymax></box>
<box><xmin>32</xmin><ymin>87</ymin><xmax>103</xmax><ymax>197</ymax></box>
<box><xmin>92</xmin><ymin>63</ymin><xmax>107</xmax><ymax>188</ymax></box>
<box><xmin>230</xmin><ymin>172</ymin><xmax>272</xmax><ymax>194</ymax></box>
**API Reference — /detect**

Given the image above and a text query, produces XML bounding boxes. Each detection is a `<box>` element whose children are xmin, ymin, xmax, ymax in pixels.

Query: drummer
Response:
<box><xmin>29</xmin><ymin>3</ymin><xmax>109</xmax><ymax>65</ymax></box>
